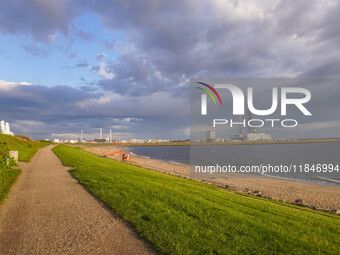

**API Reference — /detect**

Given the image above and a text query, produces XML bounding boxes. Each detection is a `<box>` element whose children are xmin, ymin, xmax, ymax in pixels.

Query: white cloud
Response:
<box><xmin>51</xmin><ymin>133</ymin><xmax>79</xmax><ymax>138</ymax></box>
<box><xmin>154</xmin><ymin>71</ymin><xmax>162</xmax><ymax>80</ymax></box>
<box><xmin>89</xmin><ymin>61</ymin><xmax>115</xmax><ymax>79</ymax></box>
<box><xmin>109</xmin><ymin>125</ymin><xmax>128</xmax><ymax>130</ymax></box>
<box><xmin>98</xmin><ymin>62</ymin><xmax>114</xmax><ymax>79</ymax></box>
<box><xmin>76</xmin><ymin>92</ymin><xmax>122</xmax><ymax>108</ymax></box>
<box><xmin>176</xmin><ymin>77</ymin><xmax>190</xmax><ymax>88</ymax></box>
<box><xmin>121</xmin><ymin>117</ymin><xmax>141</xmax><ymax>122</ymax></box>
<box><xmin>0</xmin><ymin>80</ymin><xmax>31</xmax><ymax>90</ymax></box>
<box><xmin>48</xmin><ymin>33</ymin><xmax>57</xmax><ymax>41</ymax></box>
<box><xmin>211</xmin><ymin>0</ymin><xmax>280</xmax><ymax>21</ymax></box>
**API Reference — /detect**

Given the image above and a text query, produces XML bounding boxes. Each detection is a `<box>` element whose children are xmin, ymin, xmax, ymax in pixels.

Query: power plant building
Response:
<box><xmin>206</xmin><ymin>131</ymin><xmax>216</xmax><ymax>142</ymax></box>
<box><xmin>247</xmin><ymin>133</ymin><xmax>271</xmax><ymax>141</ymax></box>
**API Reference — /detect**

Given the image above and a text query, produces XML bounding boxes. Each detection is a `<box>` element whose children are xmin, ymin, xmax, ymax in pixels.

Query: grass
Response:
<box><xmin>0</xmin><ymin>167</ymin><xmax>21</xmax><ymax>205</ymax></box>
<box><xmin>0</xmin><ymin>134</ymin><xmax>47</xmax><ymax>205</ymax></box>
<box><xmin>0</xmin><ymin>134</ymin><xmax>47</xmax><ymax>162</ymax></box>
<box><xmin>53</xmin><ymin>145</ymin><xmax>340</xmax><ymax>255</ymax></box>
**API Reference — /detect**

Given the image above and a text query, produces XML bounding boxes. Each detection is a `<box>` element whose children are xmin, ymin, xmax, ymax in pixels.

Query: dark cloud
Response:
<box><xmin>300</xmin><ymin>59</ymin><xmax>340</xmax><ymax>77</ymax></box>
<box><xmin>90</xmin><ymin>0</ymin><xmax>340</xmax><ymax>81</ymax></box>
<box><xmin>76</xmin><ymin>59</ymin><xmax>88</xmax><ymax>68</ymax></box>
<box><xmin>75</xmin><ymin>29</ymin><xmax>95</xmax><ymax>41</ymax></box>
<box><xmin>0</xmin><ymin>0</ymin><xmax>85</xmax><ymax>41</ymax></box>
<box><xmin>96</xmin><ymin>53</ymin><xmax>106</xmax><ymax>61</ymax></box>
<box><xmin>62</xmin><ymin>59</ymin><xmax>88</xmax><ymax>69</ymax></box>
<box><xmin>0</xmin><ymin>84</ymin><xmax>188</xmax><ymax>140</ymax></box>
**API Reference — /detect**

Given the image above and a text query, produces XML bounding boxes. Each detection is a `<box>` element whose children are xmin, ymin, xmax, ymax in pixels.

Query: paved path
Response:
<box><xmin>0</xmin><ymin>146</ymin><xmax>154</xmax><ymax>254</ymax></box>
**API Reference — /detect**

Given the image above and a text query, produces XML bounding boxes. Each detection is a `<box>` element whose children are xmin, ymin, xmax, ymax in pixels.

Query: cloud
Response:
<box><xmin>1</xmin><ymin>0</ymin><xmax>340</xmax><ymax>140</ymax></box>
<box><xmin>76</xmin><ymin>91</ymin><xmax>121</xmax><ymax>108</ymax></box>
<box><xmin>62</xmin><ymin>59</ymin><xmax>89</xmax><ymax>69</ymax></box>
<box><xmin>0</xmin><ymin>0</ymin><xmax>85</xmax><ymax>42</ymax></box>
<box><xmin>91</xmin><ymin>0</ymin><xmax>340</xmax><ymax>81</ymax></box>
<box><xmin>90</xmin><ymin>62</ymin><xmax>115</xmax><ymax>79</ymax></box>
<box><xmin>75</xmin><ymin>29</ymin><xmax>95</xmax><ymax>40</ymax></box>
<box><xmin>21</xmin><ymin>43</ymin><xmax>50</xmax><ymax>56</ymax></box>
<box><xmin>76</xmin><ymin>59</ymin><xmax>88</xmax><ymax>68</ymax></box>
<box><xmin>0</xmin><ymin>80</ymin><xmax>31</xmax><ymax>90</ymax></box>
<box><xmin>0</xmin><ymin>83</ymin><xmax>189</xmax><ymax>140</ymax></box>
<box><xmin>50</xmin><ymin>132</ymin><xmax>79</xmax><ymax>138</ymax></box>
<box><xmin>96</xmin><ymin>53</ymin><xmax>107</xmax><ymax>61</ymax></box>
<box><xmin>98</xmin><ymin>62</ymin><xmax>115</xmax><ymax>79</ymax></box>
<box><xmin>109</xmin><ymin>125</ymin><xmax>128</xmax><ymax>130</ymax></box>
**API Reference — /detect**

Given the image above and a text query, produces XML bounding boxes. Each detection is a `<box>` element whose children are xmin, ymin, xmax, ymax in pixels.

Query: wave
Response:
<box><xmin>169</xmin><ymin>161</ymin><xmax>186</xmax><ymax>165</ymax></box>
<box><xmin>317</xmin><ymin>176</ymin><xmax>340</xmax><ymax>184</ymax></box>
<box><xmin>260</xmin><ymin>172</ymin><xmax>298</xmax><ymax>182</ymax></box>
<box><xmin>139</xmin><ymin>155</ymin><xmax>150</xmax><ymax>159</ymax></box>
<box><xmin>128</xmin><ymin>151</ymin><xmax>149</xmax><ymax>158</ymax></box>
<box><xmin>260</xmin><ymin>172</ymin><xmax>340</xmax><ymax>187</ymax></box>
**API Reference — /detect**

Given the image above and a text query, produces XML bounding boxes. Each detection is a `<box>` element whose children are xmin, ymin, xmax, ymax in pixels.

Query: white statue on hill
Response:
<box><xmin>0</xmin><ymin>120</ymin><xmax>14</xmax><ymax>136</ymax></box>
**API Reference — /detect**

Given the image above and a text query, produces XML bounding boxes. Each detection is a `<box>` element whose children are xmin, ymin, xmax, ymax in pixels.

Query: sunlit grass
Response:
<box><xmin>0</xmin><ymin>134</ymin><xmax>46</xmax><ymax>205</ymax></box>
<box><xmin>53</xmin><ymin>145</ymin><xmax>340</xmax><ymax>255</ymax></box>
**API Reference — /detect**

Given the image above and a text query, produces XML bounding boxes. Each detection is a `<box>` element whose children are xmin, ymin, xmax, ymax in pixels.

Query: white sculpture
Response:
<box><xmin>0</xmin><ymin>120</ymin><xmax>14</xmax><ymax>136</ymax></box>
<box><xmin>0</xmin><ymin>120</ymin><xmax>5</xmax><ymax>134</ymax></box>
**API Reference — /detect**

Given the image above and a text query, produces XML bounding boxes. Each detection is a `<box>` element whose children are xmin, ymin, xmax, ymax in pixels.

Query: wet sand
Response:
<box><xmin>85</xmin><ymin>146</ymin><xmax>340</xmax><ymax>212</ymax></box>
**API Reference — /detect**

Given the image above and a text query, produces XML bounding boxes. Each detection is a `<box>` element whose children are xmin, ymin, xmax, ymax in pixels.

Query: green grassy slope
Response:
<box><xmin>0</xmin><ymin>167</ymin><xmax>20</xmax><ymax>205</ymax></box>
<box><xmin>0</xmin><ymin>134</ymin><xmax>47</xmax><ymax>205</ymax></box>
<box><xmin>53</xmin><ymin>145</ymin><xmax>340</xmax><ymax>255</ymax></box>
<box><xmin>0</xmin><ymin>134</ymin><xmax>47</xmax><ymax>162</ymax></box>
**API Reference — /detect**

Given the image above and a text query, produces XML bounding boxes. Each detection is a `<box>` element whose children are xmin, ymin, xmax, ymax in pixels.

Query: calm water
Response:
<box><xmin>128</xmin><ymin>143</ymin><xmax>340</xmax><ymax>187</ymax></box>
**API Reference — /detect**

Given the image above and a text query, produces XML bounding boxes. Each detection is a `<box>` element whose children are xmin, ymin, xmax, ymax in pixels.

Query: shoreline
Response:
<box><xmin>77</xmin><ymin>138</ymin><xmax>338</xmax><ymax>147</ymax></box>
<box><xmin>84</xmin><ymin>146</ymin><xmax>340</xmax><ymax>212</ymax></box>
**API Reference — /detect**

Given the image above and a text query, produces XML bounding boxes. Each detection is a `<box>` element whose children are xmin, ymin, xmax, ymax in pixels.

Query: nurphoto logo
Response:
<box><xmin>196</xmin><ymin>81</ymin><xmax>312</xmax><ymax>128</ymax></box>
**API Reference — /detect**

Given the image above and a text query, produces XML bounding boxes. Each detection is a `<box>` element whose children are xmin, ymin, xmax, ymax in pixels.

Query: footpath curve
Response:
<box><xmin>0</xmin><ymin>145</ymin><xmax>154</xmax><ymax>255</ymax></box>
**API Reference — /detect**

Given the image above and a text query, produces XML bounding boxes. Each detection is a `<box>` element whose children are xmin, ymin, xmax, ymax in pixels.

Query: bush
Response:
<box><xmin>0</xmin><ymin>140</ymin><xmax>9</xmax><ymax>166</ymax></box>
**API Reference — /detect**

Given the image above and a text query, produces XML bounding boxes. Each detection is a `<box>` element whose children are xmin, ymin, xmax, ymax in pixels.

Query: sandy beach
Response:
<box><xmin>85</xmin><ymin>146</ymin><xmax>340</xmax><ymax>212</ymax></box>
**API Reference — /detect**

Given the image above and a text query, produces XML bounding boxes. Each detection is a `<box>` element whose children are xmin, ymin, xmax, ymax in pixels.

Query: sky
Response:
<box><xmin>0</xmin><ymin>0</ymin><xmax>340</xmax><ymax>140</ymax></box>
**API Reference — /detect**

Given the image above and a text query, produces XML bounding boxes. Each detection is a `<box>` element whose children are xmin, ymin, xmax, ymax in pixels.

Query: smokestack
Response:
<box><xmin>81</xmin><ymin>130</ymin><xmax>84</xmax><ymax>142</ymax></box>
<box><xmin>238</xmin><ymin>115</ymin><xmax>243</xmax><ymax>135</ymax></box>
<box><xmin>99</xmin><ymin>128</ymin><xmax>102</xmax><ymax>139</ymax></box>
<box><xmin>247</xmin><ymin>109</ymin><xmax>256</xmax><ymax>134</ymax></box>
<box><xmin>110</xmin><ymin>129</ymin><xmax>112</xmax><ymax>142</ymax></box>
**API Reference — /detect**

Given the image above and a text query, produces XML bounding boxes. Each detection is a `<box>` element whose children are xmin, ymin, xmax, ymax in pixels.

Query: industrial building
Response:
<box><xmin>129</xmin><ymin>139</ymin><xmax>145</xmax><ymax>143</ymax></box>
<box><xmin>231</xmin><ymin>112</ymin><xmax>272</xmax><ymax>141</ymax></box>
<box><xmin>247</xmin><ymin>133</ymin><xmax>271</xmax><ymax>141</ymax></box>
<box><xmin>206</xmin><ymin>130</ymin><xmax>216</xmax><ymax>142</ymax></box>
